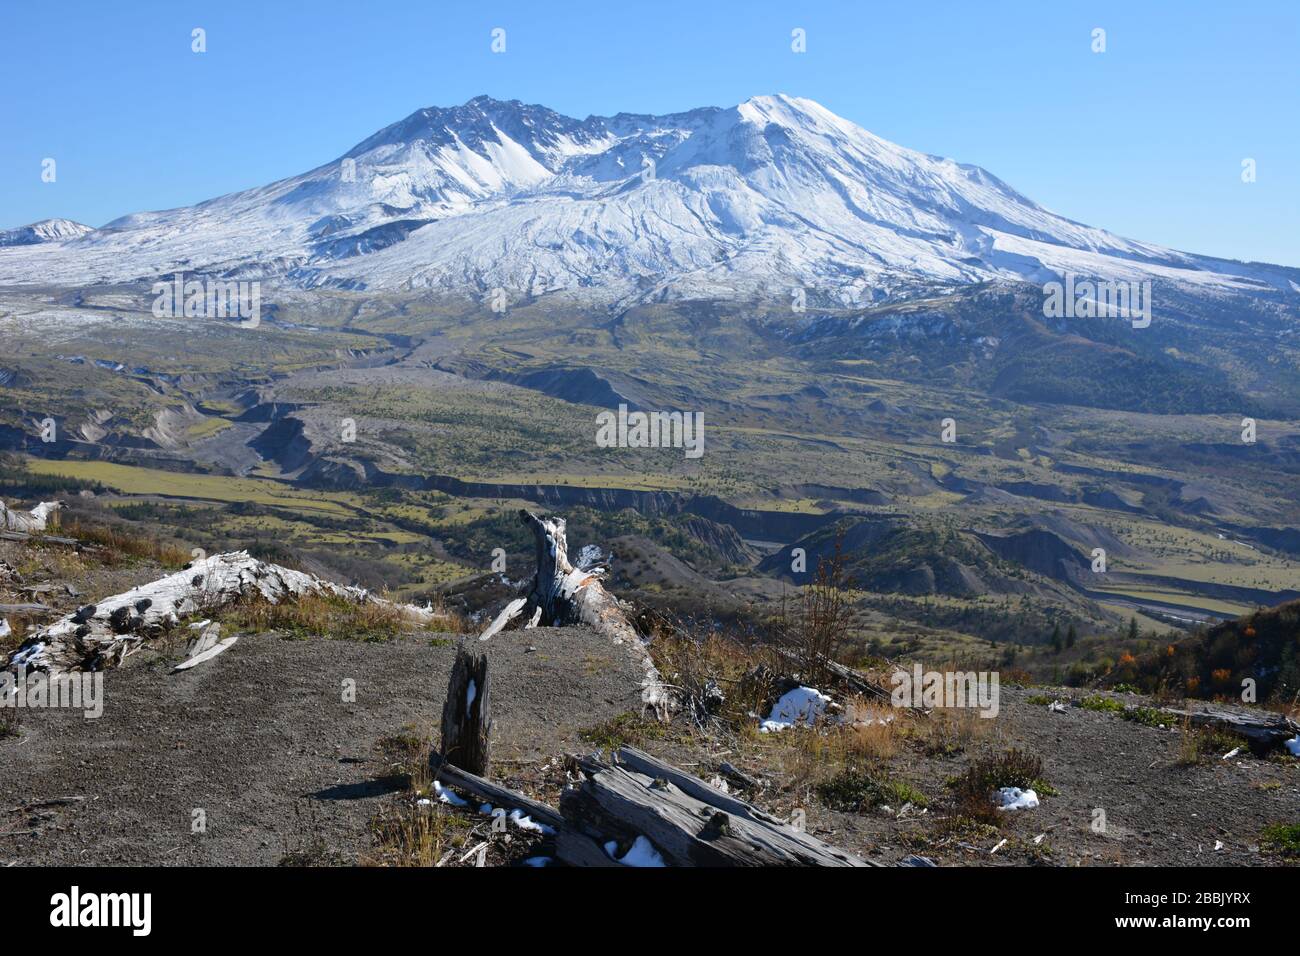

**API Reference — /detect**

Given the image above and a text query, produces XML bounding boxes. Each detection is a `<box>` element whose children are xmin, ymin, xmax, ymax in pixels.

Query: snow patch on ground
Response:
<box><xmin>432</xmin><ymin>780</ymin><xmax>468</xmax><ymax>807</ymax></box>
<box><xmin>995</xmin><ymin>787</ymin><xmax>1039</xmax><ymax>811</ymax></box>
<box><xmin>759</xmin><ymin>686</ymin><xmax>832</xmax><ymax>733</ymax></box>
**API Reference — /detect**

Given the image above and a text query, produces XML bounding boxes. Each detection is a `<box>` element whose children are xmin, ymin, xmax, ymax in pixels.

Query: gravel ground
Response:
<box><xmin>0</xmin><ymin>625</ymin><xmax>644</xmax><ymax>865</ymax></box>
<box><xmin>629</xmin><ymin>685</ymin><xmax>1300</xmax><ymax>867</ymax></box>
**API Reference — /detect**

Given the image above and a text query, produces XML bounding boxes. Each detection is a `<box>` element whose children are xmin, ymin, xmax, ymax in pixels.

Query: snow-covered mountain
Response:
<box><xmin>1</xmin><ymin>95</ymin><xmax>1293</xmax><ymax>302</ymax></box>
<box><xmin>0</xmin><ymin>218</ymin><xmax>94</xmax><ymax>247</ymax></box>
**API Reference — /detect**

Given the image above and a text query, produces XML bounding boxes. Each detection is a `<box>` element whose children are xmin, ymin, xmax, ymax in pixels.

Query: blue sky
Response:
<box><xmin>2</xmin><ymin>0</ymin><xmax>1297</xmax><ymax>265</ymax></box>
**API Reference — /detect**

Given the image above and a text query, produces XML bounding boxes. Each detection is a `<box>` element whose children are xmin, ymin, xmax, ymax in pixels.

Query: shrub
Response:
<box><xmin>1121</xmin><ymin>705</ymin><xmax>1177</xmax><ymax>728</ymax></box>
<box><xmin>952</xmin><ymin>748</ymin><xmax>1046</xmax><ymax>824</ymax></box>
<box><xmin>816</xmin><ymin>768</ymin><xmax>927</xmax><ymax>812</ymax></box>
<box><xmin>773</xmin><ymin>530</ymin><xmax>853</xmax><ymax>687</ymax></box>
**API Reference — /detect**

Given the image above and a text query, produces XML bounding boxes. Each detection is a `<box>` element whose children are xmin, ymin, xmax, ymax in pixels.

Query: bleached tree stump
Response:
<box><xmin>1</xmin><ymin>500</ymin><xmax>60</xmax><ymax>533</ymax></box>
<box><xmin>519</xmin><ymin>510</ymin><xmax>670</xmax><ymax>716</ymax></box>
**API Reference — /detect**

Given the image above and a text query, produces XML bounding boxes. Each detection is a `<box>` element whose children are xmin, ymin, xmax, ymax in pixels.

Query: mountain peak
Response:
<box><xmin>1</xmin><ymin>96</ymin><xmax>1293</xmax><ymax>298</ymax></box>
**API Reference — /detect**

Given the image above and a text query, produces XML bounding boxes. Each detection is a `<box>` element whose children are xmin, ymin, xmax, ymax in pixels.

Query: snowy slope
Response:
<box><xmin>0</xmin><ymin>94</ymin><xmax>1292</xmax><ymax>301</ymax></box>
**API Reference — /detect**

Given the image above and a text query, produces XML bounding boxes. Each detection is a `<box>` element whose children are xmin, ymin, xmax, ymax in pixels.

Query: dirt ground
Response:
<box><xmin>616</xmin><ymin>685</ymin><xmax>1300</xmax><ymax>867</ymax></box>
<box><xmin>0</xmin><ymin>626</ymin><xmax>644</xmax><ymax>865</ymax></box>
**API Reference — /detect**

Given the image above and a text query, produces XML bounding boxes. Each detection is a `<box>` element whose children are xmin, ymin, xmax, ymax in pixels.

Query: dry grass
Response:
<box><xmin>840</xmin><ymin>699</ymin><xmax>902</xmax><ymax>762</ymax></box>
<box><xmin>225</xmin><ymin>590</ymin><xmax>463</xmax><ymax>642</ymax></box>
<box><xmin>60</xmin><ymin>517</ymin><xmax>190</xmax><ymax>567</ymax></box>
<box><xmin>912</xmin><ymin>706</ymin><xmax>999</xmax><ymax>757</ymax></box>
<box><xmin>649</xmin><ymin>627</ymin><xmax>779</xmax><ymax>730</ymax></box>
<box><xmin>1175</xmin><ymin>718</ymin><xmax>1242</xmax><ymax>766</ymax></box>
<box><xmin>363</xmin><ymin>801</ymin><xmax>474</xmax><ymax>866</ymax></box>
<box><xmin>361</xmin><ymin>724</ymin><xmax>474</xmax><ymax>866</ymax></box>
<box><xmin>580</xmin><ymin>712</ymin><xmax>675</xmax><ymax>750</ymax></box>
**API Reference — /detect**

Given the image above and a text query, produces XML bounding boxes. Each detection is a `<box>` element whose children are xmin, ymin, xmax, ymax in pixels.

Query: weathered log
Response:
<box><xmin>478</xmin><ymin>596</ymin><xmax>529</xmax><ymax>642</ymax></box>
<box><xmin>615</xmin><ymin>745</ymin><xmax>788</xmax><ymax>825</ymax></box>
<box><xmin>517</xmin><ymin>510</ymin><xmax>670</xmax><ymax>715</ymax></box>
<box><xmin>440</xmin><ymin>644</ymin><xmax>492</xmax><ymax>776</ymax></box>
<box><xmin>554</xmin><ymin>828</ymin><xmax>623</xmax><ymax>867</ymax></box>
<box><xmin>718</xmin><ymin>761</ymin><xmax>763</xmax><ymax>792</ymax></box>
<box><xmin>0</xmin><ymin>603</ymin><xmax>52</xmax><ymax>616</ymax></box>
<box><xmin>0</xmin><ymin>530</ymin><xmax>93</xmax><ymax>549</ymax></box>
<box><xmin>427</xmin><ymin>755</ymin><xmax>564</xmax><ymax>833</ymax></box>
<box><xmin>5</xmin><ymin>550</ymin><xmax>436</xmax><ymax>674</ymax></box>
<box><xmin>557</xmin><ymin>747</ymin><xmax>875</xmax><ymax>867</ymax></box>
<box><xmin>1163</xmin><ymin>704</ymin><xmax>1299</xmax><ymax>754</ymax></box>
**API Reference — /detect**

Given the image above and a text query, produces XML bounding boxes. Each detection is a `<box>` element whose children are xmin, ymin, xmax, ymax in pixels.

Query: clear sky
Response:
<box><xmin>2</xmin><ymin>0</ymin><xmax>1297</xmax><ymax>265</ymax></box>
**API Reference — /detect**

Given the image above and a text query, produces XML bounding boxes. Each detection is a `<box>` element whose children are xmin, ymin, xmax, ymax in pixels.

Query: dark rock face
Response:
<box><xmin>677</xmin><ymin>515</ymin><xmax>759</xmax><ymax>567</ymax></box>
<box><xmin>974</xmin><ymin>528</ymin><xmax>1090</xmax><ymax>583</ymax></box>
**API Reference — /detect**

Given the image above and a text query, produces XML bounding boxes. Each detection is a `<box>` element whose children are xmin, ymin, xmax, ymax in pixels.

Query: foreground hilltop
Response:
<box><xmin>2</xmin><ymin>513</ymin><xmax>1296</xmax><ymax>867</ymax></box>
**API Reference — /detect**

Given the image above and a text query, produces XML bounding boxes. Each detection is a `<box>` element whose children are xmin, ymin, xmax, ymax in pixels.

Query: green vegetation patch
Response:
<box><xmin>1260</xmin><ymin>823</ymin><xmax>1300</xmax><ymax>858</ymax></box>
<box><xmin>816</xmin><ymin>768</ymin><xmax>928</xmax><ymax>812</ymax></box>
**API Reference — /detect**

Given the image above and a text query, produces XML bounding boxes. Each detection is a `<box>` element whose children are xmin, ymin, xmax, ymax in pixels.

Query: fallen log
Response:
<box><xmin>423</xmin><ymin>743</ymin><xmax>873</xmax><ymax>866</ymax></box>
<box><xmin>440</xmin><ymin>644</ymin><xmax>492</xmax><ymax>776</ymax></box>
<box><xmin>427</xmin><ymin>755</ymin><xmax>565</xmax><ymax>834</ymax></box>
<box><xmin>0</xmin><ymin>603</ymin><xmax>53</xmax><ymax>616</ymax></box>
<box><xmin>614</xmin><ymin>746</ymin><xmax>788</xmax><ymax>825</ymax></box>
<box><xmin>0</xmin><ymin>530</ymin><xmax>95</xmax><ymax>549</ymax></box>
<box><xmin>5</xmin><ymin>550</ymin><xmax>437</xmax><ymax>674</ymax></box>
<box><xmin>774</xmin><ymin>645</ymin><xmax>904</xmax><ymax>710</ymax></box>
<box><xmin>1163</xmin><ymin>704</ymin><xmax>1299</xmax><ymax>754</ymax></box>
<box><xmin>558</xmin><ymin>747</ymin><xmax>876</xmax><ymax>867</ymax></box>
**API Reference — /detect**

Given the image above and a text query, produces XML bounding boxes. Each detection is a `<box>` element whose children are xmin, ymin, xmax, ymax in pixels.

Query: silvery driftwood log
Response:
<box><xmin>1162</xmin><ymin>704</ymin><xmax>1300</xmax><ymax>754</ymax></box>
<box><xmin>557</xmin><ymin>746</ymin><xmax>875</xmax><ymax>867</ymax></box>
<box><xmin>424</xmin><ymin>743</ymin><xmax>871</xmax><ymax>867</ymax></box>
<box><xmin>5</xmin><ymin>550</ymin><xmax>435</xmax><ymax>674</ymax></box>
